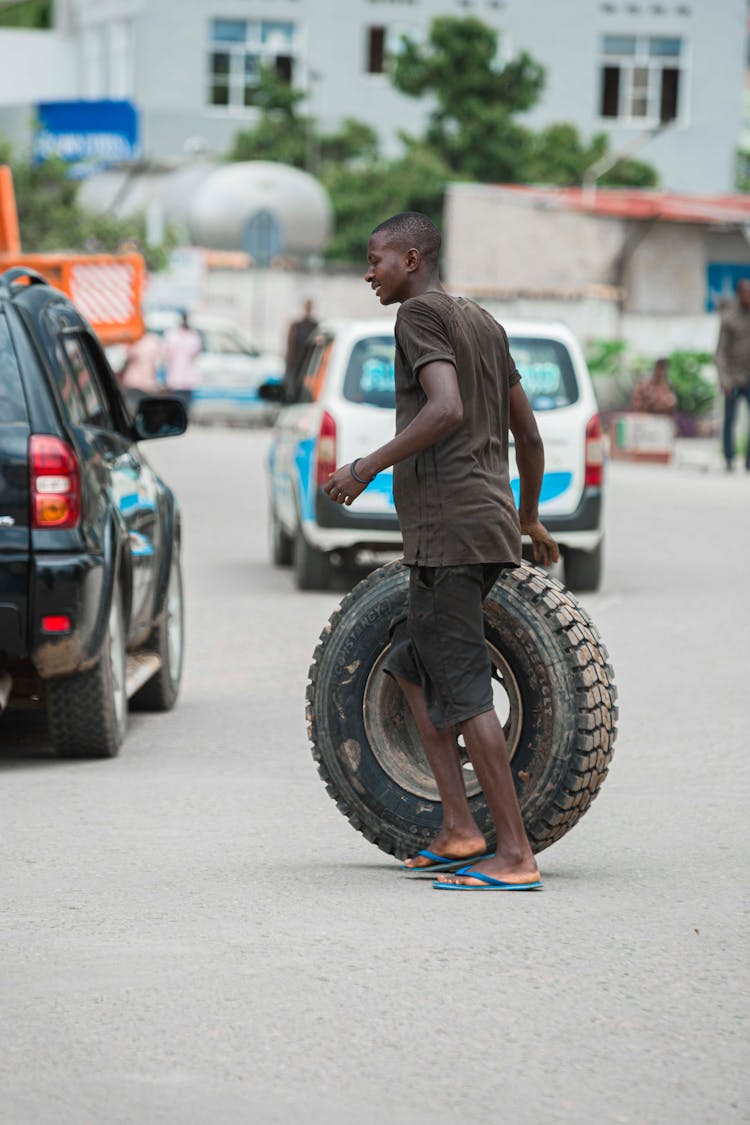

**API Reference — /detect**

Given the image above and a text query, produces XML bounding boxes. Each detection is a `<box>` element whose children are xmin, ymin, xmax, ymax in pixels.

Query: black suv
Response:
<box><xmin>0</xmin><ymin>268</ymin><xmax>187</xmax><ymax>757</ymax></box>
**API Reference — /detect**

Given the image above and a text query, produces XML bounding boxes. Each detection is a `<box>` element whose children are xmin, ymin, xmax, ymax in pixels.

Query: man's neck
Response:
<box><xmin>403</xmin><ymin>274</ymin><xmax>444</xmax><ymax>302</ymax></box>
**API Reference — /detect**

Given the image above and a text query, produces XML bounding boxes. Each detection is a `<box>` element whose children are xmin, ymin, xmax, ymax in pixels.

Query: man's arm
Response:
<box><xmin>323</xmin><ymin>360</ymin><xmax>462</xmax><ymax>504</ymax></box>
<box><xmin>508</xmin><ymin>381</ymin><xmax>559</xmax><ymax>567</ymax></box>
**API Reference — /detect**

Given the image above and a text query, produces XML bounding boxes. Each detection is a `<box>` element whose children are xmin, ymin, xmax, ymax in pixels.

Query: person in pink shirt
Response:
<box><xmin>163</xmin><ymin>313</ymin><xmax>202</xmax><ymax>415</ymax></box>
<box><xmin>118</xmin><ymin>331</ymin><xmax>164</xmax><ymax>414</ymax></box>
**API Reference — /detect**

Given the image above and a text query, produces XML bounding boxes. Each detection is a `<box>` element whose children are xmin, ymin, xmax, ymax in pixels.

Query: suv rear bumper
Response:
<box><xmin>29</xmin><ymin>552</ymin><xmax>108</xmax><ymax>679</ymax></box>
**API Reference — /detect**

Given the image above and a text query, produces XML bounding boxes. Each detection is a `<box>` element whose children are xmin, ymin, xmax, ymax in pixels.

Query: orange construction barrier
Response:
<box><xmin>0</xmin><ymin>165</ymin><xmax>145</xmax><ymax>344</ymax></box>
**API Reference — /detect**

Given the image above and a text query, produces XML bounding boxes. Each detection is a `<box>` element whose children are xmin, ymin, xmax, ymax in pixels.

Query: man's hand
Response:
<box><xmin>323</xmin><ymin>463</ymin><xmax>370</xmax><ymax>506</ymax></box>
<box><xmin>520</xmin><ymin>518</ymin><xmax>560</xmax><ymax>567</ymax></box>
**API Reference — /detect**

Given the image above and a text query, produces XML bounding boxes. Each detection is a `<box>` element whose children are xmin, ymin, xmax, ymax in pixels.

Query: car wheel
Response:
<box><xmin>306</xmin><ymin>561</ymin><xmax>618</xmax><ymax>858</ymax></box>
<box><xmin>269</xmin><ymin>502</ymin><xmax>294</xmax><ymax>567</ymax></box>
<box><xmin>294</xmin><ymin>526</ymin><xmax>331</xmax><ymax>591</ymax></box>
<box><xmin>565</xmin><ymin>540</ymin><xmax>603</xmax><ymax>592</ymax></box>
<box><xmin>47</xmin><ymin>585</ymin><xmax>128</xmax><ymax>758</ymax></box>
<box><xmin>131</xmin><ymin>550</ymin><xmax>185</xmax><ymax>711</ymax></box>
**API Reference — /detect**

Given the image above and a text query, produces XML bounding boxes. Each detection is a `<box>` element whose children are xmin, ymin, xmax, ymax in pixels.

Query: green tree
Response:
<box><xmin>227</xmin><ymin>67</ymin><xmax>382</xmax><ymax>175</ymax></box>
<box><xmin>319</xmin><ymin>119</ymin><xmax>379</xmax><ymax>166</ymax></box>
<box><xmin>226</xmin><ymin>67</ymin><xmax>310</xmax><ymax>167</ymax></box>
<box><xmin>224</xmin><ymin>15</ymin><xmax>660</xmax><ymax>262</ymax></box>
<box><xmin>0</xmin><ymin>0</ymin><xmax>51</xmax><ymax>28</ymax></box>
<box><xmin>526</xmin><ymin>124</ymin><xmax>658</xmax><ymax>187</ymax></box>
<box><xmin>390</xmin><ymin>16</ymin><xmax>658</xmax><ymax>189</ymax></box>
<box><xmin>390</xmin><ymin>16</ymin><xmax>544</xmax><ymax>183</ymax></box>
<box><xmin>321</xmin><ymin>143</ymin><xmax>451</xmax><ymax>263</ymax></box>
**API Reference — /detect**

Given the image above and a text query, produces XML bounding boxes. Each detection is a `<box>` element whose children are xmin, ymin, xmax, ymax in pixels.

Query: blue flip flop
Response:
<box><xmin>400</xmin><ymin>849</ymin><xmax>494</xmax><ymax>875</ymax></box>
<box><xmin>432</xmin><ymin>864</ymin><xmax>544</xmax><ymax>891</ymax></box>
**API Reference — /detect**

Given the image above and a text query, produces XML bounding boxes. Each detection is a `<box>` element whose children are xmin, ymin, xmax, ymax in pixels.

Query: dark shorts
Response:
<box><xmin>382</xmin><ymin>563</ymin><xmax>506</xmax><ymax>730</ymax></box>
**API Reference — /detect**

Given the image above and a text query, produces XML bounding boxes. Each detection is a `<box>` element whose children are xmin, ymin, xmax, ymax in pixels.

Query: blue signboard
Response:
<box><xmin>706</xmin><ymin>262</ymin><xmax>750</xmax><ymax>312</ymax></box>
<box><xmin>33</xmin><ymin>100</ymin><xmax>140</xmax><ymax>169</ymax></box>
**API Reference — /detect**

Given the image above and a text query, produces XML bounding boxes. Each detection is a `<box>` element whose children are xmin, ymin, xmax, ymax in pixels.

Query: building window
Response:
<box><xmin>599</xmin><ymin>34</ymin><xmax>684</xmax><ymax>124</ymax></box>
<box><xmin>207</xmin><ymin>18</ymin><xmax>297</xmax><ymax>109</ymax></box>
<box><xmin>367</xmin><ymin>26</ymin><xmax>386</xmax><ymax>73</ymax></box>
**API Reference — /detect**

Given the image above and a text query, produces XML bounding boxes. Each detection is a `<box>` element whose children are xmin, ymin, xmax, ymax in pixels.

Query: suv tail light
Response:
<box><xmin>29</xmin><ymin>435</ymin><xmax>81</xmax><ymax>529</ymax></box>
<box><xmin>584</xmin><ymin>414</ymin><xmax>604</xmax><ymax>488</ymax></box>
<box><xmin>315</xmin><ymin>411</ymin><xmax>337</xmax><ymax>487</ymax></box>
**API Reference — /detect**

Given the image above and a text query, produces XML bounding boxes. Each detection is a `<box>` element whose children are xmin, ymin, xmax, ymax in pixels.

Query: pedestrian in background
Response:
<box><xmin>325</xmin><ymin>211</ymin><xmax>558</xmax><ymax>892</ymax></box>
<box><xmin>715</xmin><ymin>277</ymin><xmax>750</xmax><ymax>471</ymax></box>
<box><xmin>284</xmin><ymin>299</ymin><xmax>318</xmax><ymax>402</ymax></box>
<box><xmin>629</xmin><ymin>357</ymin><xmax>677</xmax><ymax>416</ymax></box>
<box><xmin>163</xmin><ymin>313</ymin><xmax>202</xmax><ymax>417</ymax></box>
<box><xmin>118</xmin><ymin>330</ymin><xmax>163</xmax><ymax>414</ymax></box>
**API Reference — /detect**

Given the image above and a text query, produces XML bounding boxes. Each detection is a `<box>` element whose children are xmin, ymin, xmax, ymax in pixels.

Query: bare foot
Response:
<box><xmin>403</xmin><ymin>829</ymin><xmax>487</xmax><ymax>869</ymax></box>
<box><xmin>435</xmin><ymin>851</ymin><xmax>540</xmax><ymax>886</ymax></box>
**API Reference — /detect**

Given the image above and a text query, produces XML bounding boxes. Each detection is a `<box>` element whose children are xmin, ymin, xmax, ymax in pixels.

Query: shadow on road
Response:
<box><xmin>0</xmin><ymin>706</ymin><xmax>58</xmax><ymax>768</ymax></box>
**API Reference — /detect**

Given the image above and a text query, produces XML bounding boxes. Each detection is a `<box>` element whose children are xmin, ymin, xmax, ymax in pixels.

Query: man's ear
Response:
<box><xmin>405</xmin><ymin>247</ymin><xmax>421</xmax><ymax>274</ymax></box>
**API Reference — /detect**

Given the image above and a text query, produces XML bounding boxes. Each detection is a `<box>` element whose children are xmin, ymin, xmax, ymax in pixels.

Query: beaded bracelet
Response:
<box><xmin>350</xmin><ymin>458</ymin><xmax>371</xmax><ymax>485</ymax></box>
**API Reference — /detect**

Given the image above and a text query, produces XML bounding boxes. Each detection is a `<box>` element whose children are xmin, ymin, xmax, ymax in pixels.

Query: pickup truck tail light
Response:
<box><xmin>315</xmin><ymin>411</ymin><xmax>337</xmax><ymax>487</ymax></box>
<box><xmin>29</xmin><ymin>435</ymin><xmax>81</xmax><ymax>529</ymax></box>
<box><xmin>584</xmin><ymin>414</ymin><xmax>604</xmax><ymax>488</ymax></box>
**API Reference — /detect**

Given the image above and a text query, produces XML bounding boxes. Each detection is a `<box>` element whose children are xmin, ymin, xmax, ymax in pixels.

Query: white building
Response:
<box><xmin>0</xmin><ymin>0</ymin><xmax>746</xmax><ymax>193</ymax></box>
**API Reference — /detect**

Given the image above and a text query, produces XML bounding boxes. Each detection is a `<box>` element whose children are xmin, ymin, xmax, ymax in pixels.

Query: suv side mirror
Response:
<box><xmin>133</xmin><ymin>396</ymin><xmax>188</xmax><ymax>440</ymax></box>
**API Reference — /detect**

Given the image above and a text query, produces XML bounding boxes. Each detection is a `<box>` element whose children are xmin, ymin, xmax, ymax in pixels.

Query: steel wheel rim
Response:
<box><xmin>362</xmin><ymin>641</ymin><xmax>523</xmax><ymax>802</ymax></box>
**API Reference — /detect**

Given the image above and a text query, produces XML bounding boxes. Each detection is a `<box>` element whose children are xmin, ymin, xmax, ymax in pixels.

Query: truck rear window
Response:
<box><xmin>508</xmin><ymin>336</ymin><xmax>579</xmax><ymax>411</ymax></box>
<box><xmin>342</xmin><ymin>336</ymin><xmax>396</xmax><ymax>409</ymax></box>
<box><xmin>0</xmin><ymin>314</ymin><xmax>27</xmax><ymax>423</ymax></box>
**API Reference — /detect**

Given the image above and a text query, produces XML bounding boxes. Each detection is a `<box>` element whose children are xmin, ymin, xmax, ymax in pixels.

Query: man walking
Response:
<box><xmin>284</xmin><ymin>299</ymin><xmax>318</xmax><ymax>402</ymax></box>
<box><xmin>324</xmin><ymin>212</ymin><xmax>558</xmax><ymax>891</ymax></box>
<box><xmin>715</xmin><ymin>278</ymin><xmax>750</xmax><ymax>471</ymax></box>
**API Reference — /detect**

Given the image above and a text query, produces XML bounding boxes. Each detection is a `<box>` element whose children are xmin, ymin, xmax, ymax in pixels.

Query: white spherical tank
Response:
<box><xmin>186</xmin><ymin>161</ymin><xmax>333</xmax><ymax>261</ymax></box>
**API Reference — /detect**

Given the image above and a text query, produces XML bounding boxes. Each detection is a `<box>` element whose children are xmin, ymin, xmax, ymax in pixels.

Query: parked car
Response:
<box><xmin>0</xmin><ymin>267</ymin><xmax>188</xmax><ymax>758</ymax></box>
<box><xmin>263</xmin><ymin>316</ymin><xmax>604</xmax><ymax>591</ymax></box>
<box><xmin>145</xmin><ymin>310</ymin><xmax>284</xmax><ymax>424</ymax></box>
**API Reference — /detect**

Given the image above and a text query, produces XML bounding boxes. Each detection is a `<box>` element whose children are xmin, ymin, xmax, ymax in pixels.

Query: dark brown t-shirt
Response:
<box><xmin>393</xmin><ymin>291</ymin><xmax>522</xmax><ymax>567</ymax></box>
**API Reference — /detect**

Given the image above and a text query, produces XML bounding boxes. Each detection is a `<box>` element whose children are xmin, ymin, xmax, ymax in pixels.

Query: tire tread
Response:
<box><xmin>306</xmin><ymin>561</ymin><xmax>618</xmax><ymax>857</ymax></box>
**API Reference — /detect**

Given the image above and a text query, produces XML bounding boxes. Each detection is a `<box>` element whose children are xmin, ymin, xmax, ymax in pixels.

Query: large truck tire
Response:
<box><xmin>306</xmin><ymin>560</ymin><xmax>618</xmax><ymax>858</ymax></box>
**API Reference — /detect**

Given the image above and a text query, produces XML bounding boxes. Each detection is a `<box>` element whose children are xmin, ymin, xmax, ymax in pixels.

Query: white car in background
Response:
<box><xmin>264</xmin><ymin>317</ymin><xmax>604</xmax><ymax>591</ymax></box>
<box><xmin>145</xmin><ymin>310</ymin><xmax>284</xmax><ymax>424</ymax></box>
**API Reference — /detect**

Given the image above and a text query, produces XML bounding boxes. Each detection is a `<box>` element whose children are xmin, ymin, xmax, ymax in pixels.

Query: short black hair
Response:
<box><xmin>371</xmin><ymin>212</ymin><xmax>441</xmax><ymax>267</ymax></box>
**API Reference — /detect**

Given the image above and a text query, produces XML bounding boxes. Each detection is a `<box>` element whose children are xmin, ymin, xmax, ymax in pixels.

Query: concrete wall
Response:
<box><xmin>445</xmin><ymin>182</ymin><xmax>720</xmax><ymax>317</ymax></box>
<box><xmin>191</xmin><ymin>264</ymin><xmax>720</xmax><ymax>363</ymax></box>
<box><xmin>195</xmin><ymin>266</ymin><xmax>394</xmax><ymax>355</ymax></box>
<box><xmin>706</xmin><ymin>230</ymin><xmax>750</xmax><ymax>266</ymax></box>
<box><xmin>510</xmin><ymin>0</ymin><xmax>746</xmax><ymax>194</ymax></box>
<box><xmin>444</xmin><ymin>183</ymin><xmax>626</xmax><ymax>295</ymax></box>
<box><xmin>623</xmin><ymin>222</ymin><xmax>706</xmax><ymax>315</ymax></box>
<box><xmin>0</xmin><ymin>29</ymin><xmax>76</xmax><ymax>104</ymax></box>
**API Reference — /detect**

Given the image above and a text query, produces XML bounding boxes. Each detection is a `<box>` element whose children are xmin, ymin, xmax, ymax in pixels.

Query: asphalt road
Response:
<box><xmin>1</xmin><ymin>428</ymin><xmax>748</xmax><ymax>1125</ymax></box>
